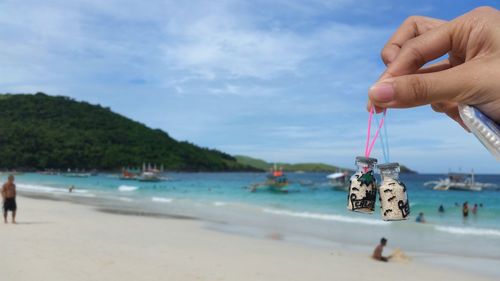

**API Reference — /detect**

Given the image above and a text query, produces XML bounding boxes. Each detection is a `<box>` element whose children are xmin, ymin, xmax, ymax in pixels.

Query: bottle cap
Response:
<box><xmin>377</xmin><ymin>162</ymin><xmax>400</xmax><ymax>170</ymax></box>
<box><xmin>355</xmin><ymin>156</ymin><xmax>378</xmax><ymax>164</ymax></box>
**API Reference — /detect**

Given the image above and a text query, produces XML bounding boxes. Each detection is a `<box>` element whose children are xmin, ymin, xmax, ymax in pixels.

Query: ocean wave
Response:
<box><xmin>435</xmin><ymin>226</ymin><xmax>500</xmax><ymax>238</ymax></box>
<box><xmin>262</xmin><ymin>208</ymin><xmax>388</xmax><ymax>226</ymax></box>
<box><xmin>152</xmin><ymin>197</ymin><xmax>173</xmax><ymax>203</ymax></box>
<box><xmin>18</xmin><ymin>183</ymin><xmax>88</xmax><ymax>194</ymax></box>
<box><xmin>118</xmin><ymin>185</ymin><xmax>139</xmax><ymax>192</ymax></box>
<box><xmin>74</xmin><ymin>193</ymin><xmax>96</xmax><ymax>198</ymax></box>
<box><xmin>213</xmin><ymin>201</ymin><xmax>227</xmax><ymax>207</ymax></box>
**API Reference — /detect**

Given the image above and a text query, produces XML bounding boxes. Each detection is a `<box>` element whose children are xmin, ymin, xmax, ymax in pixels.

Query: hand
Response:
<box><xmin>368</xmin><ymin>6</ymin><xmax>500</xmax><ymax>127</ymax></box>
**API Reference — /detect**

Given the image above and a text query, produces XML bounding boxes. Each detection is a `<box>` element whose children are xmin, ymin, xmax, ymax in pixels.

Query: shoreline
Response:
<box><xmin>4</xmin><ymin>192</ymin><xmax>498</xmax><ymax>280</ymax></box>
<box><xmin>17</xmin><ymin>187</ymin><xmax>500</xmax><ymax>258</ymax></box>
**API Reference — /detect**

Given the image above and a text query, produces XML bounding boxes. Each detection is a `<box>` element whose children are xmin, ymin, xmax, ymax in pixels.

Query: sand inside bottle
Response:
<box><xmin>378</xmin><ymin>178</ymin><xmax>410</xmax><ymax>221</ymax></box>
<box><xmin>347</xmin><ymin>171</ymin><xmax>376</xmax><ymax>213</ymax></box>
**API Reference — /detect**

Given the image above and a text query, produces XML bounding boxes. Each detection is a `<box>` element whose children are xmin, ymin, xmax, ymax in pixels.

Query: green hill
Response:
<box><xmin>400</xmin><ymin>165</ymin><xmax>417</xmax><ymax>174</ymax></box>
<box><xmin>233</xmin><ymin>155</ymin><xmax>271</xmax><ymax>170</ymax></box>
<box><xmin>234</xmin><ymin>155</ymin><xmax>351</xmax><ymax>172</ymax></box>
<box><xmin>235</xmin><ymin>155</ymin><xmax>417</xmax><ymax>174</ymax></box>
<box><xmin>0</xmin><ymin>93</ymin><xmax>258</xmax><ymax>171</ymax></box>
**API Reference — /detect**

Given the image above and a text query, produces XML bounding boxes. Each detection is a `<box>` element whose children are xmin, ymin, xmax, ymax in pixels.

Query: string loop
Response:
<box><xmin>374</xmin><ymin>112</ymin><xmax>390</xmax><ymax>163</ymax></box>
<box><xmin>364</xmin><ymin>106</ymin><xmax>386</xmax><ymax>158</ymax></box>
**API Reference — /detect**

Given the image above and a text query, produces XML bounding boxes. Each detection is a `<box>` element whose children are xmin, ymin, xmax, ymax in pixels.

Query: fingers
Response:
<box><xmin>384</xmin><ymin>22</ymin><xmax>453</xmax><ymax>78</ymax></box>
<box><xmin>382</xmin><ymin>16</ymin><xmax>446</xmax><ymax>65</ymax></box>
<box><xmin>366</xmin><ymin>100</ymin><xmax>384</xmax><ymax>113</ymax></box>
<box><xmin>370</xmin><ymin>22</ymin><xmax>454</xmax><ymax>110</ymax></box>
<box><xmin>430</xmin><ymin>101</ymin><xmax>457</xmax><ymax>113</ymax></box>
<box><xmin>416</xmin><ymin>59</ymin><xmax>452</xmax><ymax>74</ymax></box>
<box><xmin>368</xmin><ymin>58</ymin><xmax>452</xmax><ymax>111</ymax></box>
<box><xmin>369</xmin><ymin>64</ymin><xmax>473</xmax><ymax>108</ymax></box>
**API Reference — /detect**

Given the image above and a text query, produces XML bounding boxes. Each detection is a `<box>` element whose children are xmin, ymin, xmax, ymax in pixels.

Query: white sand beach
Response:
<box><xmin>0</xmin><ymin>196</ymin><xmax>496</xmax><ymax>281</ymax></box>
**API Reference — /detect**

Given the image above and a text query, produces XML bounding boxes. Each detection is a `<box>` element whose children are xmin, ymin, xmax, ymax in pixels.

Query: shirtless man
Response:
<box><xmin>2</xmin><ymin>175</ymin><xmax>17</xmax><ymax>224</ymax></box>
<box><xmin>372</xmin><ymin>237</ymin><xmax>391</xmax><ymax>262</ymax></box>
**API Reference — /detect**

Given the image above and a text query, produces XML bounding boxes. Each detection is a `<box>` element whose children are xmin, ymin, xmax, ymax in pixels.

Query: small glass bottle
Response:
<box><xmin>377</xmin><ymin>162</ymin><xmax>410</xmax><ymax>221</ymax></box>
<box><xmin>347</xmin><ymin>156</ymin><xmax>377</xmax><ymax>213</ymax></box>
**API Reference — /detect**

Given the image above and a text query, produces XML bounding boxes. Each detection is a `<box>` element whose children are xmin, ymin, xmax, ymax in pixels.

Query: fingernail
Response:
<box><xmin>369</xmin><ymin>81</ymin><xmax>394</xmax><ymax>103</ymax></box>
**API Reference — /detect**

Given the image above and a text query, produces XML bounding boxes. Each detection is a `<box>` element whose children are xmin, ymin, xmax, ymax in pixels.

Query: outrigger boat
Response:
<box><xmin>120</xmin><ymin>167</ymin><xmax>140</xmax><ymax>180</ymax></box>
<box><xmin>424</xmin><ymin>171</ymin><xmax>496</xmax><ymax>192</ymax></box>
<box><xmin>326</xmin><ymin>171</ymin><xmax>349</xmax><ymax>191</ymax></box>
<box><xmin>138</xmin><ymin>163</ymin><xmax>163</xmax><ymax>182</ymax></box>
<box><xmin>120</xmin><ymin>163</ymin><xmax>165</xmax><ymax>182</ymax></box>
<box><xmin>63</xmin><ymin>168</ymin><xmax>91</xmax><ymax>178</ymax></box>
<box><xmin>265</xmin><ymin>164</ymin><xmax>288</xmax><ymax>192</ymax></box>
<box><xmin>138</xmin><ymin>171</ymin><xmax>162</xmax><ymax>182</ymax></box>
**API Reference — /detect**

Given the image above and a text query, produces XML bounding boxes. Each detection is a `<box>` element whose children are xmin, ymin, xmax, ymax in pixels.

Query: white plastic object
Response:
<box><xmin>458</xmin><ymin>105</ymin><xmax>500</xmax><ymax>160</ymax></box>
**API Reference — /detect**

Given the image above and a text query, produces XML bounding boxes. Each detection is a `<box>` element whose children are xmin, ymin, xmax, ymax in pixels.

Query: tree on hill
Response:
<box><xmin>0</xmin><ymin>93</ymin><xmax>257</xmax><ymax>171</ymax></box>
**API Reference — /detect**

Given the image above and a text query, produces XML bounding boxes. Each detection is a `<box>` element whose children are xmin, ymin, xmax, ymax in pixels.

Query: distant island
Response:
<box><xmin>0</xmin><ymin>93</ymin><xmax>257</xmax><ymax>172</ymax></box>
<box><xmin>234</xmin><ymin>155</ymin><xmax>350</xmax><ymax>173</ymax></box>
<box><xmin>234</xmin><ymin>155</ymin><xmax>417</xmax><ymax>174</ymax></box>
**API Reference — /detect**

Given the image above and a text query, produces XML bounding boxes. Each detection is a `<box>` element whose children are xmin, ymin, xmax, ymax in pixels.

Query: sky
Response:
<box><xmin>0</xmin><ymin>0</ymin><xmax>499</xmax><ymax>173</ymax></box>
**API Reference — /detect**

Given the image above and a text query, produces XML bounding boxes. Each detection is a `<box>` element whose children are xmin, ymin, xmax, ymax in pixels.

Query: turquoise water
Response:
<box><xmin>13</xmin><ymin>172</ymin><xmax>500</xmax><ymax>228</ymax></box>
<box><xmin>10</xmin><ymin>173</ymin><xmax>500</xmax><ymax>261</ymax></box>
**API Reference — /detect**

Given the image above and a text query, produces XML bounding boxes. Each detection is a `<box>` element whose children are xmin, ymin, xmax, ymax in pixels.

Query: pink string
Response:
<box><xmin>365</xmin><ymin>106</ymin><xmax>374</xmax><ymax>158</ymax></box>
<box><xmin>364</xmin><ymin>106</ymin><xmax>386</xmax><ymax>158</ymax></box>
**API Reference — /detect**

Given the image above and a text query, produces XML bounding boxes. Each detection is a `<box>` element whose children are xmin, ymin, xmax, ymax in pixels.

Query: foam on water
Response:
<box><xmin>214</xmin><ymin>201</ymin><xmax>227</xmax><ymax>207</ymax></box>
<box><xmin>73</xmin><ymin>193</ymin><xmax>96</xmax><ymax>197</ymax></box>
<box><xmin>151</xmin><ymin>197</ymin><xmax>173</xmax><ymax>203</ymax></box>
<box><xmin>118</xmin><ymin>185</ymin><xmax>139</xmax><ymax>192</ymax></box>
<box><xmin>435</xmin><ymin>225</ymin><xmax>500</xmax><ymax>238</ymax></box>
<box><xmin>262</xmin><ymin>208</ymin><xmax>388</xmax><ymax>226</ymax></box>
<box><xmin>18</xmin><ymin>183</ymin><xmax>88</xmax><ymax>194</ymax></box>
<box><xmin>17</xmin><ymin>183</ymin><xmax>96</xmax><ymax>198</ymax></box>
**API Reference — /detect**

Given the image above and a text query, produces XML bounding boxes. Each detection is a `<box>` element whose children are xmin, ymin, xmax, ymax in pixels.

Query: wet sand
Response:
<box><xmin>0</xmin><ymin>196</ymin><xmax>495</xmax><ymax>281</ymax></box>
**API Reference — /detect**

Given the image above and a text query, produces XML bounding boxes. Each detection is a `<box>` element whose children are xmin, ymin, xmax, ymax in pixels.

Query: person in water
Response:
<box><xmin>372</xmin><ymin>237</ymin><xmax>391</xmax><ymax>262</ymax></box>
<box><xmin>462</xmin><ymin>202</ymin><xmax>469</xmax><ymax>218</ymax></box>
<box><xmin>438</xmin><ymin>205</ymin><xmax>445</xmax><ymax>213</ymax></box>
<box><xmin>415</xmin><ymin>212</ymin><xmax>426</xmax><ymax>223</ymax></box>
<box><xmin>2</xmin><ymin>175</ymin><xmax>17</xmax><ymax>224</ymax></box>
<box><xmin>472</xmin><ymin>204</ymin><xmax>478</xmax><ymax>215</ymax></box>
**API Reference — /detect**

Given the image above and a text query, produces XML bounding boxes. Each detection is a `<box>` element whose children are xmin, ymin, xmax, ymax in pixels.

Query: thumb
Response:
<box><xmin>368</xmin><ymin>65</ymin><xmax>473</xmax><ymax>108</ymax></box>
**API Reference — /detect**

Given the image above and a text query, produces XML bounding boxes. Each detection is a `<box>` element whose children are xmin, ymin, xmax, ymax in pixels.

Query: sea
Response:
<box><xmin>11</xmin><ymin>172</ymin><xmax>500</xmax><ymax>266</ymax></box>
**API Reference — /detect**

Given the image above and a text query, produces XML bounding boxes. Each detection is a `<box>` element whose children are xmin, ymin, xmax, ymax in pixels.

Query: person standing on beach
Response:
<box><xmin>372</xmin><ymin>237</ymin><xmax>391</xmax><ymax>262</ymax></box>
<box><xmin>2</xmin><ymin>175</ymin><xmax>17</xmax><ymax>224</ymax></box>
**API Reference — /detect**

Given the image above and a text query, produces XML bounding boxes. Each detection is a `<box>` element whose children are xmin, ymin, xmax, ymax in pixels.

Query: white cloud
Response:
<box><xmin>1</xmin><ymin>0</ymin><xmax>494</xmax><ymax>173</ymax></box>
<box><xmin>162</xmin><ymin>15</ymin><xmax>389</xmax><ymax>81</ymax></box>
<box><xmin>162</xmin><ymin>19</ymin><xmax>310</xmax><ymax>80</ymax></box>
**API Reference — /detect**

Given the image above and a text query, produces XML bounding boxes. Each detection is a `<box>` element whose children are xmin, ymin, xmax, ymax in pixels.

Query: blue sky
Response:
<box><xmin>0</xmin><ymin>0</ymin><xmax>499</xmax><ymax>173</ymax></box>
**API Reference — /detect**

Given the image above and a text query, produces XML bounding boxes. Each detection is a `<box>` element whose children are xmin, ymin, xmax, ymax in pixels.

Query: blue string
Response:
<box><xmin>383</xmin><ymin>115</ymin><xmax>390</xmax><ymax>162</ymax></box>
<box><xmin>374</xmin><ymin>113</ymin><xmax>390</xmax><ymax>163</ymax></box>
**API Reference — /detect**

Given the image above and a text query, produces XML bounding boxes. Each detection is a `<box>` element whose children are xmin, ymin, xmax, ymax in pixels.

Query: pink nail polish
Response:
<box><xmin>369</xmin><ymin>82</ymin><xmax>394</xmax><ymax>103</ymax></box>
